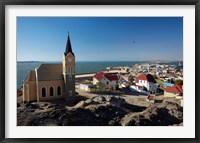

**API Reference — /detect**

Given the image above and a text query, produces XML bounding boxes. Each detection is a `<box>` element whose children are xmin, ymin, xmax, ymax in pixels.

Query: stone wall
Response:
<box><xmin>38</xmin><ymin>80</ymin><xmax>64</xmax><ymax>101</ymax></box>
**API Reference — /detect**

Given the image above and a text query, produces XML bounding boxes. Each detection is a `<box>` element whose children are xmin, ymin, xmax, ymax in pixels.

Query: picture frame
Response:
<box><xmin>0</xmin><ymin>0</ymin><xmax>199</xmax><ymax>143</ymax></box>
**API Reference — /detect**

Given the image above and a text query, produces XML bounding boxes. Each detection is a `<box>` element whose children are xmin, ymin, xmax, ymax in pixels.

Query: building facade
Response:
<box><xmin>23</xmin><ymin>33</ymin><xmax>75</xmax><ymax>102</ymax></box>
<box><xmin>164</xmin><ymin>85</ymin><xmax>183</xmax><ymax>98</ymax></box>
<box><xmin>135</xmin><ymin>73</ymin><xmax>157</xmax><ymax>92</ymax></box>
<box><xmin>93</xmin><ymin>72</ymin><xmax>120</xmax><ymax>91</ymax></box>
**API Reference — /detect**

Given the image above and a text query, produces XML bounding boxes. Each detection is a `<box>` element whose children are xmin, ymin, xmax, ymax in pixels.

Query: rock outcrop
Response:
<box><xmin>121</xmin><ymin>101</ymin><xmax>183</xmax><ymax>126</ymax></box>
<box><xmin>17</xmin><ymin>95</ymin><xmax>183</xmax><ymax>126</ymax></box>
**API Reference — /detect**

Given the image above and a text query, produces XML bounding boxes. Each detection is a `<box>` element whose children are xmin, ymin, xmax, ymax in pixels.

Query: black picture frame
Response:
<box><xmin>0</xmin><ymin>0</ymin><xmax>199</xmax><ymax>143</ymax></box>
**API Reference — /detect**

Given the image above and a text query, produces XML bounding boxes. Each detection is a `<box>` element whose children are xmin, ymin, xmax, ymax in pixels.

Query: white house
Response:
<box><xmin>93</xmin><ymin>72</ymin><xmax>119</xmax><ymax>90</ymax></box>
<box><xmin>135</xmin><ymin>73</ymin><xmax>157</xmax><ymax>92</ymax></box>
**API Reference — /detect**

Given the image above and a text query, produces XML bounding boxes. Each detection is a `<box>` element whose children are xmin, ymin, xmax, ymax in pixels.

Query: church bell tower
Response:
<box><xmin>63</xmin><ymin>32</ymin><xmax>75</xmax><ymax>97</ymax></box>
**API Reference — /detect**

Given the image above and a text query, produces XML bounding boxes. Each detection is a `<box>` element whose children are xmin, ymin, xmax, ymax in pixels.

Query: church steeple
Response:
<box><xmin>62</xmin><ymin>31</ymin><xmax>75</xmax><ymax>97</ymax></box>
<box><xmin>65</xmin><ymin>32</ymin><xmax>74</xmax><ymax>56</ymax></box>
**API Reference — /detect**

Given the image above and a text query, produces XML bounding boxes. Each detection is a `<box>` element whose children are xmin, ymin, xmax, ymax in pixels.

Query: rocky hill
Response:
<box><xmin>17</xmin><ymin>95</ymin><xmax>183</xmax><ymax>126</ymax></box>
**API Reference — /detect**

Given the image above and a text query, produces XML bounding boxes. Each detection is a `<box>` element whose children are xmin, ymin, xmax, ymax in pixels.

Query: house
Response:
<box><xmin>93</xmin><ymin>72</ymin><xmax>120</xmax><ymax>91</ymax></box>
<box><xmin>162</xmin><ymin>69</ymin><xmax>169</xmax><ymax>74</ymax></box>
<box><xmin>23</xmin><ymin>33</ymin><xmax>75</xmax><ymax>102</ymax></box>
<box><xmin>164</xmin><ymin>85</ymin><xmax>183</xmax><ymax>98</ymax></box>
<box><xmin>135</xmin><ymin>73</ymin><xmax>157</xmax><ymax>92</ymax></box>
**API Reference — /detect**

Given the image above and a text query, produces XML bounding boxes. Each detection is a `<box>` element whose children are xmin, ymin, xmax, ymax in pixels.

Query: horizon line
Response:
<box><xmin>17</xmin><ymin>60</ymin><xmax>183</xmax><ymax>62</ymax></box>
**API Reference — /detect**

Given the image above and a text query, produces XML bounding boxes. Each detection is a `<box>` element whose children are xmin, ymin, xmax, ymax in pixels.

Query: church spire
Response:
<box><xmin>65</xmin><ymin>32</ymin><xmax>74</xmax><ymax>56</ymax></box>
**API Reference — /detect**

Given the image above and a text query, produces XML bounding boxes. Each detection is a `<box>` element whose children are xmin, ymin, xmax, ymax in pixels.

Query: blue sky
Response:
<box><xmin>17</xmin><ymin>17</ymin><xmax>183</xmax><ymax>61</ymax></box>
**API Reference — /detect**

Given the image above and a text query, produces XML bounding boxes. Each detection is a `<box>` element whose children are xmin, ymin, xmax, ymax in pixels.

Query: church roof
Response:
<box><xmin>37</xmin><ymin>64</ymin><xmax>63</xmax><ymax>81</ymax></box>
<box><xmin>24</xmin><ymin>70</ymin><xmax>36</xmax><ymax>82</ymax></box>
<box><xmin>65</xmin><ymin>34</ymin><xmax>74</xmax><ymax>56</ymax></box>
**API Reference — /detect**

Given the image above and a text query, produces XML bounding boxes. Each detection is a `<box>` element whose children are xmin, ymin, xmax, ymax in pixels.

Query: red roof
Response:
<box><xmin>136</xmin><ymin>74</ymin><xmax>156</xmax><ymax>83</ymax></box>
<box><xmin>94</xmin><ymin>72</ymin><xmax>105</xmax><ymax>81</ymax></box>
<box><xmin>94</xmin><ymin>72</ymin><xmax>119</xmax><ymax>81</ymax></box>
<box><xmin>164</xmin><ymin>85</ymin><xmax>183</xmax><ymax>95</ymax></box>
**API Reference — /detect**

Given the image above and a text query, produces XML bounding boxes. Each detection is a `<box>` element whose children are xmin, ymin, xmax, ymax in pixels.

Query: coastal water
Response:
<box><xmin>17</xmin><ymin>61</ymin><xmax>182</xmax><ymax>88</ymax></box>
<box><xmin>17</xmin><ymin>61</ymin><xmax>140</xmax><ymax>88</ymax></box>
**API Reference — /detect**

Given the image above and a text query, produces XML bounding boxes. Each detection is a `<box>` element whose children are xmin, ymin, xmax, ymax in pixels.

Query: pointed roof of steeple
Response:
<box><xmin>65</xmin><ymin>32</ymin><xmax>74</xmax><ymax>56</ymax></box>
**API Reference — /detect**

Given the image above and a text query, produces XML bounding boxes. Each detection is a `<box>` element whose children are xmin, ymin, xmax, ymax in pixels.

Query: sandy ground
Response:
<box><xmin>76</xmin><ymin>88</ymin><xmax>97</xmax><ymax>99</ymax></box>
<box><xmin>76</xmin><ymin>87</ymin><xmax>181</xmax><ymax>108</ymax></box>
<box><xmin>76</xmin><ymin>88</ymin><xmax>166</xmax><ymax>108</ymax></box>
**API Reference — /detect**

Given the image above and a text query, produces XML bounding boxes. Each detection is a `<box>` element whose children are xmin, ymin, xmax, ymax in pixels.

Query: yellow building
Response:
<box><xmin>23</xmin><ymin>33</ymin><xmax>75</xmax><ymax>102</ymax></box>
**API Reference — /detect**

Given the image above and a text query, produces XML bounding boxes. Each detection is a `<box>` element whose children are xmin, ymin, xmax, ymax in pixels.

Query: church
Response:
<box><xmin>23</xmin><ymin>33</ymin><xmax>75</xmax><ymax>102</ymax></box>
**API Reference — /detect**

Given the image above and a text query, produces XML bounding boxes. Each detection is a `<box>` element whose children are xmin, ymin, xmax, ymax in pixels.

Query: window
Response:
<box><xmin>107</xmin><ymin>81</ymin><xmax>109</xmax><ymax>85</ymax></box>
<box><xmin>116</xmin><ymin>81</ymin><xmax>118</xmax><ymax>84</ymax></box>
<box><xmin>69</xmin><ymin>90</ymin><xmax>72</xmax><ymax>96</ymax></box>
<box><xmin>69</xmin><ymin>75</ymin><xmax>72</xmax><ymax>80</ymax></box>
<box><xmin>57</xmin><ymin>86</ymin><xmax>61</xmax><ymax>96</ymax></box>
<box><xmin>70</xmin><ymin>66</ymin><xmax>72</xmax><ymax>74</ymax></box>
<box><xmin>68</xmin><ymin>67</ymin><xmax>70</xmax><ymax>73</ymax></box>
<box><xmin>50</xmin><ymin>87</ymin><xmax>54</xmax><ymax>96</ymax></box>
<box><xmin>42</xmin><ymin>87</ymin><xmax>46</xmax><ymax>97</ymax></box>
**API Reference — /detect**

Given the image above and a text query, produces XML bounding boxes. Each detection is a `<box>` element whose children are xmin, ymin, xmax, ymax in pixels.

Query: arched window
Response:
<box><xmin>69</xmin><ymin>90</ymin><xmax>72</xmax><ymax>96</ymax></box>
<box><xmin>69</xmin><ymin>75</ymin><xmax>72</xmax><ymax>80</ymax></box>
<box><xmin>68</xmin><ymin>66</ymin><xmax>72</xmax><ymax>74</ymax></box>
<box><xmin>50</xmin><ymin>87</ymin><xmax>54</xmax><ymax>96</ymax></box>
<box><xmin>68</xmin><ymin>67</ymin><xmax>70</xmax><ymax>74</ymax></box>
<box><xmin>42</xmin><ymin>87</ymin><xmax>46</xmax><ymax>97</ymax></box>
<box><xmin>57</xmin><ymin>86</ymin><xmax>61</xmax><ymax>96</ymax></box>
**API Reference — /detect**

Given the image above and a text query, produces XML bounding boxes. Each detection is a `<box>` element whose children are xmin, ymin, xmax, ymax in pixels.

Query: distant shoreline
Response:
<box><xmin>17</xmin><ymin>61</ymin><xmax>183</xmax><ymax>89</ymax></box>
<box><xmin>17</xmin><ymin>60</ymin><xmax>183</xmax><ymax>63</ymax></box>
<box><xmin>17</xmin><ymin>61</ymin><xmax>42</xmax><ymax>63</ymax></box>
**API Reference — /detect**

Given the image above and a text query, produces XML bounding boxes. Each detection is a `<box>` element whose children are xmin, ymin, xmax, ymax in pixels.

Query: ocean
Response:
<box><xmin>17</xmin><ymin>61</ymin><xmax>182</xmax><ymax>88</ymax></box>
<box><xmin>17</xmin><ymin>61</ymin><xmax>141</xmax><ymax>88</ymax></box>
